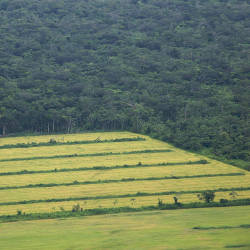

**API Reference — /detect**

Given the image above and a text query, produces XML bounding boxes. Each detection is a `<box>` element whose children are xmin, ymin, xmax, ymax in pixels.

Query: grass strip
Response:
<box><xmin>0</xmin><ymin>160</ymin><xmax>209</xmax><ymax>176</ymax></box>
<box><xmin>0</xmin><ymin>137</ymin><xmax>146</xmax><ymax>149</ymax></box>
<box><xmin>1</xmin><ymin>186</ymin><xmax>250</xmax><ymax>206</ymax></box>
<box><xmin>0</xmin><ymin>199</ymin><xmax>250</xmax><ymax>223</ymax></box>
<box><xmin>0</xmin><ymin>172</ymin><xmax>244</xmax><ymax>190</ymax></box>
<box><xmin>0</xmin><ymin>149</ymin><xmax>172</xmax><ymax>162</ymax></box>
<box><xmin>225</xmin><ymin>244</ymin><xmax>250</xmax><ymax>248</ymax></box>
<box><xmin>193</xmin><ymin>224</ymin><xmax>250</xmax><ymax>230</ymax></box>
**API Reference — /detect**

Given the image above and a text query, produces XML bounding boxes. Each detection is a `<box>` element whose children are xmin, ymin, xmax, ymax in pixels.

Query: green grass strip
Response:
<box><xmin>0</xmin><ymin>199</ymin><xmax>250</xmax><ymax>223</ymax></box>
<box><xmin>0</xmin><ymin>160</ymin><xmax>208</xmax><ymax>176</ymax></box>
<box><xmin>225</xmin><ymin>244</ymin><xmax>250</xmax><ymax>248</ymax></box>
<box><xmin>1</xmin><ymin>186</ymin><xmax>250</xmax><ymax>206</ymax></box>
<box><xmin>193</xmin><ymin>224</ymin><xmax>250</xmax><ymax>230</ymax></box>
<box><xmin>0</xmin><ymin>137</ymin><xmax>146</xmax><ymax>149</ymax></box>
<box><xmin>0</xmin><ymin>149</ymin><xmax>172</xmax><ymax>163</ymax></box>
<box><xmin>0</xmin><ymin>173</ymin><xmax>244</xmax><ymax>190</ymax></box>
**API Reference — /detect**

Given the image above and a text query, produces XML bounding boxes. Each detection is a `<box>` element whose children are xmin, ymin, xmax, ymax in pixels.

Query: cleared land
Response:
<box><xmin>0</xmin><ymin>206</ymin><xmax>250</xmax><ymax>250</ymax></box>
<box><xmin>0</xmin><ymin>132</ymin><xmax>249</xmax><ymax>216</ymax></box>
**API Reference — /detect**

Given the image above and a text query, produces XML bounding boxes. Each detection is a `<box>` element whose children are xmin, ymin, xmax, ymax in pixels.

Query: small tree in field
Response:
<box><xmin>158</xmin><ymin>198</ymin><xmax>164</xmax><ymax>207</ymax></box>
<box><xmin>72</xmin><ymin>203</ymin><xmax>81</xmax><ymax>212</ymax></box>
<box><xmin>173</xmin><ymin>196</ymin><xmax>178</xmax><ymax>204</ymax></box>
<box><xmin>197</xmin><ymin>191</ymin><xmax>215</xmax><ymax>203</ymax></box>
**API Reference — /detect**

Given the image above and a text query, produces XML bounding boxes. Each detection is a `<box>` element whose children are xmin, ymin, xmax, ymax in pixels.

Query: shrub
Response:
<box><xmin>220</xmin><ymin>199</ymin><xmax>228</xmax><ymax>203</ymax></box>
<box><xmin>197</xmin><ymin>191</ymin><xmax>215</xmax><ymax>203</ymax></box>
<box><xmin>158</xmin><ymin>198</ymin><xmax>164</xmax><ymax>207</ymax></box>
<box><xmin>17</xmin><ymin>210</ymin><xmax>22</xmax><ymax>216</ymax></box>
<box><xmin>72</xmin><ymin>203</ymin><xmax>81</xmax><ymax>212</ymax></box>
<box><xmin>49</xmin><ymin>139</ymin><xmax>57</xmax><ymax>144</ymax></box>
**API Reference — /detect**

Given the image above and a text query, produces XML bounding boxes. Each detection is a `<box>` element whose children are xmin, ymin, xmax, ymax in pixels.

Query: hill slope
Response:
<box><xmin>0</xmin><ymin>132</ymin><xmax>249</xmax><ymax>217</ymax></box>
<box><xmin>0</xmin><ymin>0</ymin><xmax>249</xmax><ymax>165</ymax></box>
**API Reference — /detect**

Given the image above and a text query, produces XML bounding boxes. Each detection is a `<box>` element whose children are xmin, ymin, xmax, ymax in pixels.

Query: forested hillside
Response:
<box><xmin>0</xmin><ymin>0</ymin><xmax>249</xmax><ymax>167</ymax></box>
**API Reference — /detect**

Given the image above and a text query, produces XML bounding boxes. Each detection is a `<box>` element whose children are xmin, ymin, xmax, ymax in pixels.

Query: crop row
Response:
<box><xmin>0</xmin><ymin>132</ymin><xmax>140</xmax><ymax>146</ymax></box>
<box><xmin>0</xmin><ymin>138</ymin><xmax>168</xmax><ymax>160</ymax></box>
<box><xmin>0</xmin><ymin>173</ymin><xmax>244</xmax><ymax>190</ymax></box>
<box><xmin>1</xmin><ymin>175</ymin><xmax>249</xmax><ymax>204</ymax></box>
<box><xmin>1</xmin><ymin>190</ymin><xmax>250</xmax><ymax>216</ymax></box>
<box><xmin>0</xmin><ymin>151</ymin><xmax>202</xmax><ymax>173</ymax></box>
<box><xmin>1</xmin><ymin>186</ymin><xmax>250</xmax><ymax>207</ymax></box>
<box><xmin>1</xmin><ymin>199</ymin><xmax>250</xmax><ymax>223</ymax></box>
<box><xmin>0</xmin><ymin>137</ymin><xmax>145</xmax><ymax>149</ymax></box>
<box><xmin>0</xmin><ymin>149</ymin><xmax>172</xmax><ymax>162</ymax></box>
<box><xmin>0</xmin><ymin>160</ymin><xmax>208</xmax><ymax>176</ymax></box>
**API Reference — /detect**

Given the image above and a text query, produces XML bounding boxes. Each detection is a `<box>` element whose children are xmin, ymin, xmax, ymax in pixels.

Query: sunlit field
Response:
<box><xmin>0</xmin><ymin>132</ymin><xmax>140</xmax><ymax>146</ymax></box>
<box><xmin>0</xmin><ymin>132</ymin><xmax>249</xmax><ymax>217</ymax></box>
<box><xmin>0</xmin><ymin>206</ymin><xmax>250</xmax><ymax>250</ymax></box>
<box><xmin>0</xmin><ymin>164</ymin><xmax>242</xmax><ymax>188</ymax></box>
<box><xmin>1</xmin><ymin>190</ymin><xmax>250</xmax><ymax>216</ymax></box>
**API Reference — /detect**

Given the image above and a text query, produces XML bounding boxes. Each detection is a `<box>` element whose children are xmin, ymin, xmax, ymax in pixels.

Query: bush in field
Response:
<box><xmin>229</xmin><ymin>191</ymin><xmax>238</xmax><ymax>199</ymax></box>
<box><xmin>197</xmin><ymin>191</ymin><xmax>215</xmax><ymax>203</ymax></box>
<box><xmin>130</xmin><ymin>198</ymin><xmax>136</xmax><ymax>206</ymax></box>
<box><xmin>173</xmin><ymin>196</ymin><xmax>178</xmax><ymax>204</ymax></box>
<box><xmin>158</xmin><ymin>198</ymin><xmax>164</xmax><ymax>208</ymax></box>
<box><xmin>173</xmin><ymin>196</ymin><xmax>182</xmax><ymax>207</ymax></box>
<box><xmin>72</xmin><ymin>203</ymin><xmax>82</xmax><ymax>212</ymax></box>
<box><xmin>17</xmin><ymin>210</ymin><xmax>22</xmax><ymax>216</ymax></box>
<box><xmin>49</xmin><ymin>139</ymin><xmax>57</xmax><ymax>144</ymax></box>
<box><xmin>220</xmin><ymin>199</ymin><xmax>228</xmax><ymax>204</ymax></box>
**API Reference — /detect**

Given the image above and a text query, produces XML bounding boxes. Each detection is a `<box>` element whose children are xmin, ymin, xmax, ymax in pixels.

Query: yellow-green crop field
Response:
<box><xmin>0</xmin><ymin>131</ymin><xmax>139</xmax><ymax>146</ymax></box>
<box><xmin>0</xmin><ymin>131</ymin><xmax>249</xmax><ymax>217</ymax></box>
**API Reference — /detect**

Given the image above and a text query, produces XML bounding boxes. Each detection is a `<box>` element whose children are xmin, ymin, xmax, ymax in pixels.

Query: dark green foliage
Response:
<box><xmin>220</xmin><ymin>199</ymin><xmax>229</xmax><ymax>204</ymax></box>
<box><xmin>158</xmin><ymin>198</ymin><xmax>164</xmax><ymax>208</ymax></box>
<box><xmin>0</xmin><ymin>0</ymin><xmax>249</xmax><ymax>168</ymax></box>
<box><xmin>225</xmin><ymin>244</ymin><xmax>250</xmax><ymax>249</ymax></box>
<box><xmin>197</xmin><ymin>191</ymin><xmax>216</xmax><ymax>203</ymax></box>
<box><xmin>16</xmin><ymin>210</ymin><xmax>22</xmax><ymax>216</ymax></box>
<box><xmin>72</xmin><ymin>203</ymin><xmax>82</xmax><ymax>212</ymax></box>
<box><xmin>173</xmin><ymin>197</ymin><xmax>178</xmax><ymax>204</ymax></box>
<box><xmin>193</xmin><ymin>224</ymin><xmax>250</xmax><ymax>230</ymax></box>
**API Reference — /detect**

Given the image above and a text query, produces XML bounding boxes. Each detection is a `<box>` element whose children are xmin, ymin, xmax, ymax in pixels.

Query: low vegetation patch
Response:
<box><xmin>193</xmin><ymin>224</ymin><xmax>250</xmax><ymax>230</ymax></box>
<box><xmin>225</xmin><ymin>244</ymin><xmax>250</xmax><ymax>248</ymax></box>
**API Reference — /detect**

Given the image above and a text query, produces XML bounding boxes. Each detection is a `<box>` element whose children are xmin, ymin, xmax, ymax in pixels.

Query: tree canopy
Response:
<box><xmin>0</xmin><ymin>0</ymin><xmax>249</xmax><ymax>167</ymax></box>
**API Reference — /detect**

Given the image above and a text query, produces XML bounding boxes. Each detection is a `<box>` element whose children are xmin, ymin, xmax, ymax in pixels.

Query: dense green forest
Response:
<box><xmin>0</xmin><ymin>0</ymin><xmax>249</xmax><ymax>167</ymax></box>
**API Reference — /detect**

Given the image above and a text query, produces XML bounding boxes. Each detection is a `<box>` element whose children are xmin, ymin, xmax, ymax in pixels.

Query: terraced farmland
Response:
<box><xmin>0</xmin><ymin>132</ymin><xmax>249</xmax><ymax>218</ymax></box>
